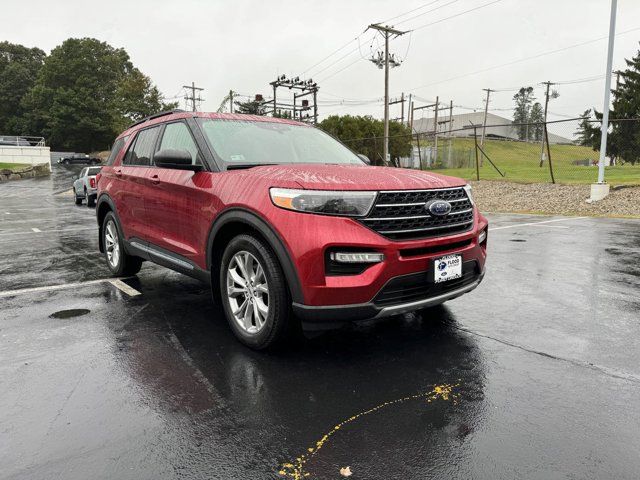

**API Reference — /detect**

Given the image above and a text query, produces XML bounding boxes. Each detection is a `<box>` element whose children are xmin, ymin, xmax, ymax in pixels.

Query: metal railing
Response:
<box><xmin>0</xmin><ymin>136</ymin><xmax>46</xmax><ymax>147</ymax></box>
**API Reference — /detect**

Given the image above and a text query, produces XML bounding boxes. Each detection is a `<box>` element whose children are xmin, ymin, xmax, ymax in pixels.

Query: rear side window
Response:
<box><xmin>123</xmin><ymin>127</ymin><xmax>159</xmax><ymax>166</ymax></box>
<box><xmin>157</xmin><ymin>122</ymin><xmax>201</xmax><ymax>165</ymax></box>
<box><xmin>106</xmin><ymin>136</ymin><xmax>128</xmax><ymax>166</ymax></box>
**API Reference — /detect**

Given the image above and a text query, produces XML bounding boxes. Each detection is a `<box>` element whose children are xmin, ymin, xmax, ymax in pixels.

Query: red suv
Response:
<box><xmin>97</xmin><ymin>110</ymin><xmax>487</xmax><ymax>349</ymax></box>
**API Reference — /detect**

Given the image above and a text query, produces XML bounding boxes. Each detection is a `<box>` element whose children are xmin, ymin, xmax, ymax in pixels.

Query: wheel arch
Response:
<box><xmin>207</xmin><ymin>209</ymin><xmax>304</xmax><ymax>304</ymax></box>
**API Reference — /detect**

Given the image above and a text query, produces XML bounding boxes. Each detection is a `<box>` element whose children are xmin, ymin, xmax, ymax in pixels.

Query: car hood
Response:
<box><xmin>242</xmin><ymin>164</ymin><xmax>466</xmax><ymax>191</ymax></box>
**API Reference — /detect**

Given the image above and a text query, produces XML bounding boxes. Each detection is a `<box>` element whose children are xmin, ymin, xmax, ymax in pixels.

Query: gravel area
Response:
<box><xmin>471</xmin><ymin>181</ymin><xmax>640</xmax><ymax>218</ymax></box>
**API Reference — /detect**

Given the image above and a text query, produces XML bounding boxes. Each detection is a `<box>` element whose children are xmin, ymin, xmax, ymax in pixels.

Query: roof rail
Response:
<box><xmin>127</xmin><ymin>109</ymin><xmax>186</xmax><ymax>129</ymax></box>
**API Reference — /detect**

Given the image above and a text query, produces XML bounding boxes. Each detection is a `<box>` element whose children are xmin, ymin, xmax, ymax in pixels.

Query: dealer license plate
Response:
<box><xmin>434</xmin><ymin>254</ymin><xmax>462</xmax><ymax>283</ymax></box>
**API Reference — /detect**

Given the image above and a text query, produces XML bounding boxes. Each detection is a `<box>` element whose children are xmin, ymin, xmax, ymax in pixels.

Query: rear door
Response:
<box><xmin>144</xmin><ymin>120</ymin><xmax>212</xmax><ymax>263</ymax></box>
<box><xmin>115</xmin><ymin>126</ymin><xmax>160</xmax><ymax>242</ymax></box>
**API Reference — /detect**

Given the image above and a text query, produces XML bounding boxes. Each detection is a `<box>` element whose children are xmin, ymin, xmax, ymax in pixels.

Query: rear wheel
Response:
<box><xmin>219</xmin><ymin>234</ymin><xmax>294</xmax><ymax>350</ymax></box>
<box><xmin>73</xmin><ymin>188</ymin><xmax>82</xmax><ymax>205</ymax></box>
<box><xmin>102</xmin><ymin>212</ymin><xmax>142</xmax><ymax>276</ymax></box>
<box><xmin>86</xmin><ymin>188</ymin><xmax>95</xmax><ymax>207</ymax></box>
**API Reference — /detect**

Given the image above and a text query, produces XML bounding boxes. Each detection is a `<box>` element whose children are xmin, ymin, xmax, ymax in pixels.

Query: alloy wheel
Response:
<box><xmin>226</xmin><ymin>251</ymin><xmax>269</xmax><ymax>335</ymax></box>
<box><xmin>104</xmin><ymin>220</ymin><xmax>120</xmax><ymax>269</ymax></box>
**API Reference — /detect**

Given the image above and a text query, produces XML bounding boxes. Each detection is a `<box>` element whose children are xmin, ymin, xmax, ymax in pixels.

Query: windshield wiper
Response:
<box><xmin>225</xmin><ymin>163</ymin><xmax>277</xmax><ymax>170</ymax></box>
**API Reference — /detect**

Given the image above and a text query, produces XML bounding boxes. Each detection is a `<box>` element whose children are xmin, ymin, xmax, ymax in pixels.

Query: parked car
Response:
<box><xmin>58</xmin><ymin>154</ymin><xmax>101</xmax><ymax>165</ymax></box>
<box><xmin>96</xmin><ymin>111</ymin><xmax>488</xmax><ymax>349</ymax></box>
<box><xmin>73</xmin><ymin>166</ymin><xmax>102</xmax><ymax>206</ymax></box>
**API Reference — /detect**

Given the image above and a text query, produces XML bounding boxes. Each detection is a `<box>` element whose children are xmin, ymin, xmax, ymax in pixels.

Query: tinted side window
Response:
<box><xmin>157</xmin><ymin>122</ymin><xmax>201</xmax><ymax>165</ymax></box>
<box><xmin>123</xmin><ymin>127</ymin><xmax>159</xmax><ymax>166</ymax></box>
<box><xmin>106</xmin><ymin>136</ymin><xmax>128</xmax><ymax>166</ymax></box>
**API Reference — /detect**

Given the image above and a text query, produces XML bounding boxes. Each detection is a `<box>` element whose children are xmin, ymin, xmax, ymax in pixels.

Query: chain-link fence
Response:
<box><xmin>345</xmin><ymin>118</ymin><xmax>640</xmax><ymax>185</ymax></box>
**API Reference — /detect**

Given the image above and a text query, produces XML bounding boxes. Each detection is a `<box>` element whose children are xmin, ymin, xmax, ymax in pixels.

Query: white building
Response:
<box><xmin>0</xmin><ymin>136</ymin><xmax>51</xmax><ymax>170</ymax></box>
<box><xmin>412</xmin><ymin>112</ymin><xmax>572</xmax><ymax>144</ymax></box>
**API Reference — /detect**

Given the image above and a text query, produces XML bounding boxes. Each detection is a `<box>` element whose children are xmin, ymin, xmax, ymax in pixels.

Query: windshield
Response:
<box><xmin>197</xmin><ymin>119</ymin><xmax>363</xmax><ymax>166</ymax></box>
<box><xmin>88</xmin><ymin>167</ymin><xmax>101</xmax><ymax>175</ymax></box>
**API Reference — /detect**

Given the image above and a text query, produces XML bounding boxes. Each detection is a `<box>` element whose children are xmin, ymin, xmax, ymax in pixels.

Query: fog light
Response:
<box><xmin>478</xmin><ymin>229</ymin><xmax>487</xmax><ymax>244</ymax></box>
<box><xmin>329</xmin><ymin>252</ymin><xmax>385</xmax><ymax>263</ymax></box>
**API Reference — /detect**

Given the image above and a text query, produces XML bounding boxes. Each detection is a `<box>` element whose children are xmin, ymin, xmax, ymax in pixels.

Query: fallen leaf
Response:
<box><xmin>340</xmin><ymin>466</ymin><xmax>353</xmax><ymax>477</ymax></box>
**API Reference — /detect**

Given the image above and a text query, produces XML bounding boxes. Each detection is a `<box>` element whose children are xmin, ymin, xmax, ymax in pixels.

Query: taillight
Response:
<box><xmin>90</xmin><ymin>177</ymin><xmax>96</xmax><ymax>188</ymax></box>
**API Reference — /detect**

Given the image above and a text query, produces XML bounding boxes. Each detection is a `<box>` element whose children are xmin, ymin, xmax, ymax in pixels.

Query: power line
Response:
<box><xmin>403</xmin><ymin>25</ymin><xmax>640</xmax><ymax>93</ymax></box>
<box><xmin>408</xmin><ymin>0</ymin><xmax>505</xmax><ymax>31</ymax></box>
<box><xmin>379</xmin><ymin>0</ymin><xmax>443</xmax><ymax>23</ymax></box>
<box><xmin>395</xmin><ymin>0</ymin><xmax>460</xmax><ymax>26</ymax></box>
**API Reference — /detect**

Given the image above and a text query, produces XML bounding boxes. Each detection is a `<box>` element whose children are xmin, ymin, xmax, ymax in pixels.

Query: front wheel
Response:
<box><xmin>219</xmin><ymin>234</ymin><xmax>294</xmax><ymax>350</ymax></box>
<box><xmin>102</xmin><ymin>212</ymin><xmax>142</xmax><ymax>276</ymax></box>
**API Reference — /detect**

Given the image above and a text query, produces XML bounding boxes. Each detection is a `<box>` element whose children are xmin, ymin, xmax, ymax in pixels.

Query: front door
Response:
<box><xmin>144</xmin><ymin>121</ymin><xmax>214</xmax><ymax>265</ymax></box>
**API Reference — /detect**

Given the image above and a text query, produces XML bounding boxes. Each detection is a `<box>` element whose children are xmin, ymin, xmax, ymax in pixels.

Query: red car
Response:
<box><xmin>96</xmin><ymin>110</ymin><xmax>487</xmax><ymax>349</ymax></box>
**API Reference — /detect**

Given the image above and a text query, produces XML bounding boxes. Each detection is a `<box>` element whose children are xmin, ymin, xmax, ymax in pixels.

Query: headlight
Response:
<box><xmin>463</xmin><ymin>184</ymin><xmax>475</xmax><ymax>206</ymax></box>
<box><xmin>270</xmin><ymin>188</ymin><xmax>376</xmax><ymax>217</ymax></box>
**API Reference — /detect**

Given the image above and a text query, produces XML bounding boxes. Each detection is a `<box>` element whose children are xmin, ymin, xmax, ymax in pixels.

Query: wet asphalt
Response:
<box><xmin>1</xmin><ymin>165</ymin><xmax>639</xmax><ymax>480</ymax></box>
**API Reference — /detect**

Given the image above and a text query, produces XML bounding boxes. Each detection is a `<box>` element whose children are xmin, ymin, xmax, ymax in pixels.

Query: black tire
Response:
<box><xmin>86</xmin><ymin>189</ymin><xmax>95</xmax><ymax>207</ymax></box>
<box><xmin>102</xmin><ymin>212</ymin><xmax>142</xmax><ymax>276</ymax></box>
<box><xmin>219</xmin><ymin>234</ymin><xmax>294</xmax><ymax>350</ymax></box>
<box><xmin>63</xmin><ymin>159</ymin><xmax>69</xmax><ymax>165</ymax></box>
<box><xmin>73</xmin><ymin>188</ymin><xmax>82</xmax><ymax>205</ymax></box>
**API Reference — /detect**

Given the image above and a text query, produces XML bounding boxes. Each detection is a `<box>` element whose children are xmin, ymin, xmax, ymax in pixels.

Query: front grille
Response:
<box><xmin>374</xmin><ymin>261</ymin><xmax>479</xmax><ymax>306</ymax></box>
<box><xmin>358</xmin><ymin>187</ymin><xmax>474</xmax><ymax>240</ymax></box>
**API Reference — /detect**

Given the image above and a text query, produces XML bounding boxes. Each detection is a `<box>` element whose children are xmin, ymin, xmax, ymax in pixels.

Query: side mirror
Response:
<box><xmin>71</xmin><ymin>175</ymin><xmax>78</xmax><ymax>180</ymax></box>
<box><xmin>357</xmin><ymin>153</ymin><xmax>371</xmax><ymax>165</ymax></box>
<box><xmin>154</xmin><ymin>149</ymin><xmax>202</xmax><ymax>171</ymax></box>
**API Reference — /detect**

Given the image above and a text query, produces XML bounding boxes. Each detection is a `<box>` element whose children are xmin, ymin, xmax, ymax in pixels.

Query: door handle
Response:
<box><xmin>114</xmin><ymin>169</ymin><xmax>122</xmax><ymax>177</ymax></box>
<box><xmin>151</xmin><ymin>174</ymin><xmax>160</xmax><ymax>185</ymax></box>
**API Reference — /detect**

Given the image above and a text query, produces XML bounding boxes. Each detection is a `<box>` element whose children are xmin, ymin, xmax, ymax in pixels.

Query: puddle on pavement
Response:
<box><xmin>49</xmin><ymin>309</ymin><xmax>91</xmax><ymax>319</ymax></box>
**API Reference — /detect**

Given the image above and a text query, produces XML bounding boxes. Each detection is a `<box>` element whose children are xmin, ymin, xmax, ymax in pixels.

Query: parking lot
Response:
<box><xmin>1</xmin><ymin>164</ymin><xmax>639</xmax><ymax>479</ymax></box>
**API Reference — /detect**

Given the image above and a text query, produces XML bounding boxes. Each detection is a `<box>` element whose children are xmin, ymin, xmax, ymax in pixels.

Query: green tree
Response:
<box><xmin>319</xmin><ymin>115</ymin><xmax>412</xmax><ymax>165</ymax></box>
<box><xmin>529</xmin><ymin>102</ymin><xmax>544</xmax><ymax>141</ymax></box>
<box><xmin>584</xmin><ymin>46</ymin><xmax>640</xmax><ymax>165</ymax></box>
<box><xmin>21</xmin><ymin>37</ymin><xmax>173</xmax><ymax>152</ymax></box>
<box><xmin>234</xmin><ymin>99</ymin><xmax>266</xmax><ymax>115</ymax></box>
<box><xmin>0</xmin><ymin>42</ymin><xmax>46</xmax><ymax>134</ymax></box>
<box><xmin>512</xmin><ymin>86</ymin><xmax>535</xmax><ymax>141</ymax></box>
<box><xmin>575</xmin><ymin>109</ymin><xmax>599</xmax><ymax>147</ymax></box>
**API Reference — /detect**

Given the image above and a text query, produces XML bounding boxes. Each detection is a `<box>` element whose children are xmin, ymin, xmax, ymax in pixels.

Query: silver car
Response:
<box><xmin>73</xmin><ymin>166</ymin><xmax>101</xmax><ymax>207</ymax></box>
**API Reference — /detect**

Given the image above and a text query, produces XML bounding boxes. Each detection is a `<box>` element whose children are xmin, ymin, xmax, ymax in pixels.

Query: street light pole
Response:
<box><xmin>597</xmin><ymin>0</ymin><xmax>617</xmax><ymax>185</ymax></box>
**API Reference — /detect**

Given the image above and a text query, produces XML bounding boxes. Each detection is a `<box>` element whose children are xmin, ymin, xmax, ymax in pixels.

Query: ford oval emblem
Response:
<box><xmin>426</xmin><ymin>199</ymin><xmax>452</xmax><ymax>217</ymax></box>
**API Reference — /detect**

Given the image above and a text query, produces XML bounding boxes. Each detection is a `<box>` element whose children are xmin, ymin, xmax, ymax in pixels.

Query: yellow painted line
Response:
<box><xmin>278</xmin><ymin>383</ymin><xmax>460</xmax><ymax>479</ymax></box>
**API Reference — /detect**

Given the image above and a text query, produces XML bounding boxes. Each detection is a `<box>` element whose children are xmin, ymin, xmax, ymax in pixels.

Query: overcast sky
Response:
<box><xmin>5</xmin><ymin>0</ymin><xmax>640</xmax><ymax>135</ymax></box>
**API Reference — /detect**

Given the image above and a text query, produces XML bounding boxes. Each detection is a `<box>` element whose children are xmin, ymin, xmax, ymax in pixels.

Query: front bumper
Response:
<box><xmin>294</xmin><ymin>266</ymin><xmax>484</xmax><ymax>326</ymax></box>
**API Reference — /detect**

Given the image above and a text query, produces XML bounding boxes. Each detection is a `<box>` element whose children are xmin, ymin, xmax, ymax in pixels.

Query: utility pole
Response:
<box><xmin>367</xmin><ymin>23</ymin><xmax>408</xmax><ymax>165</ymax></box>
<box><xmin>407</xmin><ymin>93</ymin><xmax>413</xmax><ymax>127</ymax></box>
<box><xmin>480</xmin><ymin>88</ymin><xmax>493</xmax><ymax>147</ymax></box>
<box><xmin>539</xmin><ymin>81</ymin><xmax>554</xmax><ymax>167</ymax></box>
<box><xmin>594</xmin><ymin>0</ymin><xmax>617</xmax><ymax>195</ymax></box>
<box><xmin>401</xmin><ymin>92</ymin><xmax>405</xmax><ymax>124</ymax></box>
<box><xmin>183</xmin><ymin>82</ymin><xmax>204</xmax><ymax>112</ymax></box>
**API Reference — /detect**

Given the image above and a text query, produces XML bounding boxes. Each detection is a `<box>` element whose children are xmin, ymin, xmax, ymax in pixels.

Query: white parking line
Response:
<box><xmin>0</xmin><ymin>277</ymin><xmax>140</xmax><ymax>298</ymax></box>
<box><xmin>489</xmin><ymin>216</ymin><xmax>588</xmax><ymax>232</ymax></box>
<box><xmin>0</xmin><ymin>279</ymin><xmax>109</xmax><ymax>298</ymax></box>
<box><xmin>109</xmin><ymin>279</ymin><xmax>141</xmax><ymax>297</ymax></box>
<box><xmin>0</xmin><ymin>226</ymin><xmax>95</xmax><ymax>237</ymax></box>
<box><xmin>31</xmin><ymin>228</ymin><xmax>41</xmax><ymax>232</ymax></box>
